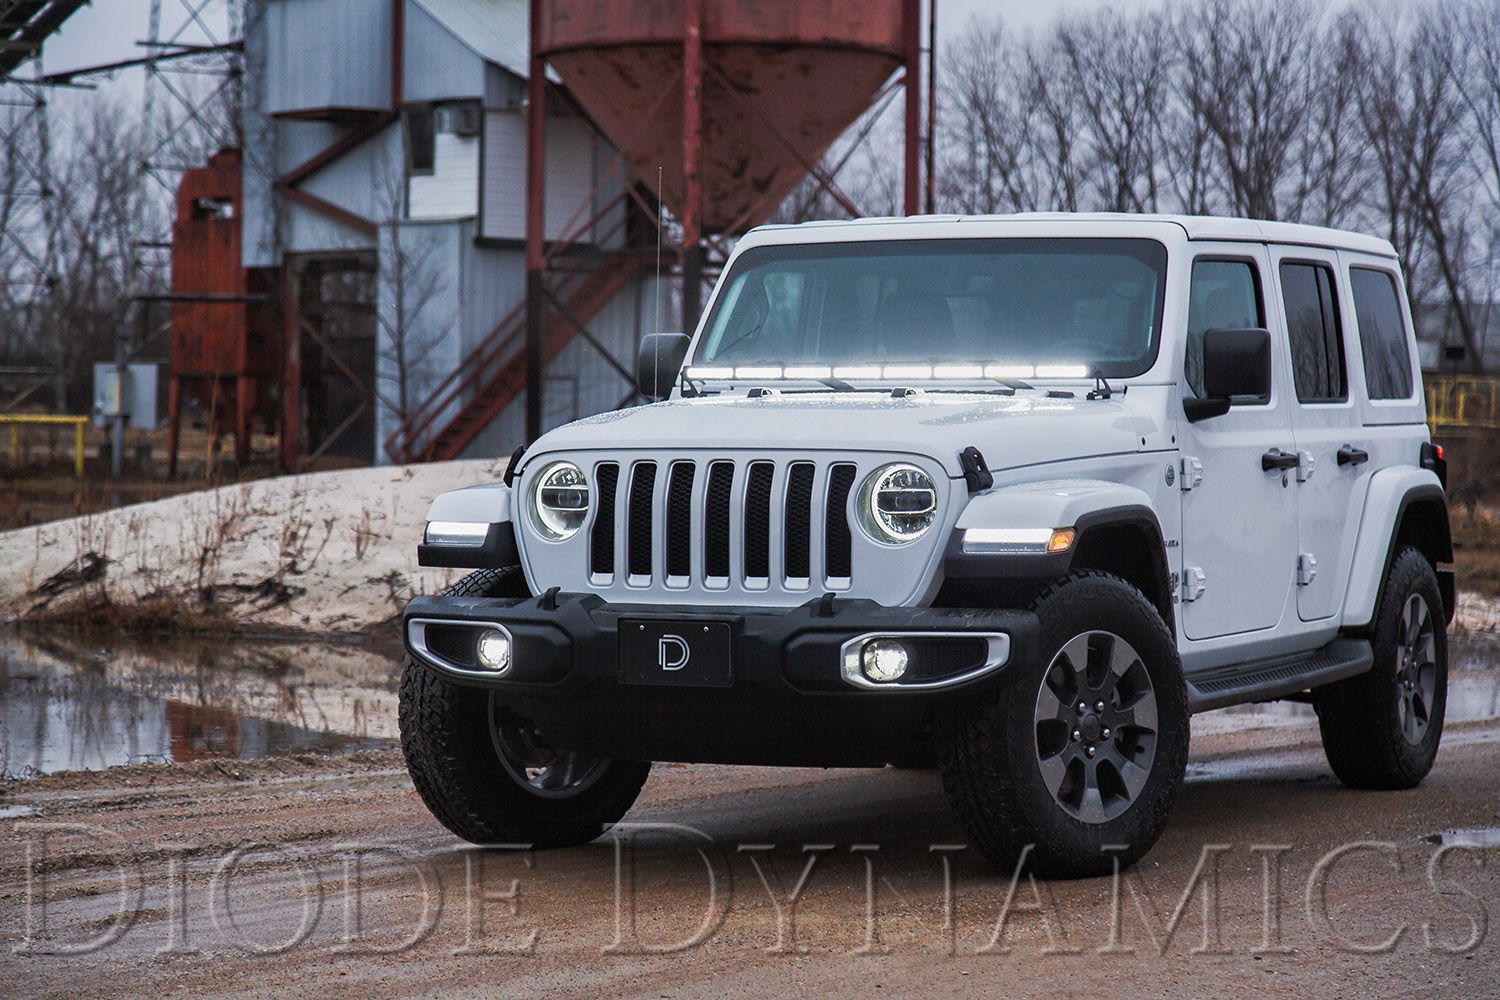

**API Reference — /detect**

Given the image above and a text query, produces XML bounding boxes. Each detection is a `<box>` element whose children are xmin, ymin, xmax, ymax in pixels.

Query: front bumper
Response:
<box><xmin>402</xmin><ymin>593</ymin><xmax>1039</xmax><ymax>766</ymax></box>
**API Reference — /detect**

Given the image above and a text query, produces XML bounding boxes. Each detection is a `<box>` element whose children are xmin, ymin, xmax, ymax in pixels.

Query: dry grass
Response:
<box><xmin>1453</xmin><ymin>504</ymin><xmax>1500</xmax><ymax>598</ymax></box>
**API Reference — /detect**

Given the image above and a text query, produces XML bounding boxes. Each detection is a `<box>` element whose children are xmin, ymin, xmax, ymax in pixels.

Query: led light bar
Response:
<box><xmin>783</xmin><ymin>365</ymin><xmax>832</xmax><ymax>379</ymax></box>
<box><xmin>933</xmin><ymin>364</ymin><xmax>984</xmax><ymax>379</ymax></box>
<box><xmin>685</xmin><ymin>366</ymin><xmax>733</xmax><ymax>380</ymax></box>
<box><xmin>832</xmin><ymin>365</ymin><xmax>883</xmax><ymax>379</ymax></box>
<box><xmin>882</xmin><ymin>364</ymin><xmax>933</xmax><ymax>380</ymax></box>
<box><xmin>984</xmin><ymin>364</ymin><xmax>1035</xmax><ymax>379</ymax></box>
<box><xmin>734</xmin><ymin>365</ymin><xmax>783</xmax><ymax>380</ymax></box>
<box><xmin>425</xmin><ymin>520</ymin><xmax>490</xmax><ymax>547</ymax></box>
<box><xmin>1034</xmin><ymin>364</ymin><xmax>1089</xmax><ymax>378</ymax></box>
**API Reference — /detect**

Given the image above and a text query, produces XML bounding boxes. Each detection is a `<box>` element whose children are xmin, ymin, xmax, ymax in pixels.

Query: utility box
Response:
<box><xmin>92</xmin><ymin>363</ymin><xmax>160</xmax><ymax>430</ymax></box>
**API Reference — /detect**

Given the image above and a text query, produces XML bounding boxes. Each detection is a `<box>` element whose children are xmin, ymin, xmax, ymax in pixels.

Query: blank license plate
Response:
<box><xmin>619</xmin><ymin>620</ymin><xmax>733</xmax><ymax>687</ymax></box>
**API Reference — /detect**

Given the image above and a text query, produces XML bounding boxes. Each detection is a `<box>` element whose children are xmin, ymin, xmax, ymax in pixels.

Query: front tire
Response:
<box><xmin>939</xmin><ymin>572</ymin><xmax>1189</xmax><ymax>878</ymax></box>
<box><xmin>399</xmin><ymin>568</ymin><xmax>651</xmax><ymax>846</ymax></box>
<box><xmin>1315</xmin><ymin>547</ymin><xmax>1447</xmax><ymax>789</ymax></box>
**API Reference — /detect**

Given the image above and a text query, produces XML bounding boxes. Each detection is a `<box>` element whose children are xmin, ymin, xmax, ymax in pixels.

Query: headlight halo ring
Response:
<box><xmin>857</xmin><ymin>462</ymin><xmax>938</xmax><ymax>545</ymax></box>
<box><xmin>529</xmin><ymin>460</ymin><xmax>591</xmax><ymax>541</ymax></box>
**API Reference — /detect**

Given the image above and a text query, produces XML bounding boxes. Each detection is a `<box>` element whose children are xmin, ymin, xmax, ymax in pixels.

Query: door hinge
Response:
<box><xmin>1179</xmin><ymin>456</ymin><xmax>1203</xmax><ymax>491</ymax></box>
<box><xmin>1181</xmin><ymin>566</ymin><xmax>1207</xmax><ymax>602</ymax></box>
<box><xmin>1296</xmin><ymin>450</ymin><xmax>1316</xmax><ymax>483</ymax></box>
<box><xmin>1297</xmin><ymin>553</ymin><xmax>1318</xmax><ymax>586</ymax></box>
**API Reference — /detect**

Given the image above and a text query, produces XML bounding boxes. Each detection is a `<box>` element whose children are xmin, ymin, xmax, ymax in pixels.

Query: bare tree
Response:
<box><xmin>1052</xmin><ymin>8</ymin><xmax>1168</xmax><ymax>213</ymax></box>
<box><xmin>1180</xmin><ymin>0</ymin><xmax>1318</xmax><ymax>219</ymax></box>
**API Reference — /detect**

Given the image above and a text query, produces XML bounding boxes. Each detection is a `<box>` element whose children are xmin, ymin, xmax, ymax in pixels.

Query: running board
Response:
<box><xmin>1185</xmin><ymin>638</ymin><xmax>1374</xmax><ymax>713</ymax></box>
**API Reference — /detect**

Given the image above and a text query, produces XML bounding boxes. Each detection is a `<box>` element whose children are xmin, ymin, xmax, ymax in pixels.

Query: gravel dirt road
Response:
<box><xmin>3</xmin><ymin>713</ymin><xmax>1497</xmax><ymax>998</ymax></box>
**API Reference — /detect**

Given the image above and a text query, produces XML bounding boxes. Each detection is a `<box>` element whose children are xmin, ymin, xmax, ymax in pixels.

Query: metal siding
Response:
<box><xmin>481</xmin><ymin>111</ymin><xmax>598</xmax><ymax>242</ymax></box>
<box><xmin>402</xmin><ymin>1</ymin><xmax>487</xmax><ymax>103</ymax></box>
<box><xmin>409</xmin><ymin>131</ymin><xmax>481</xmax><ymax>219</ymax></box>
<box><xmin>412</xmin><ymin>0</ymin><xmax>530</xmax><ymax>80</ymax></box>
<box><xmin>376</xmin><ymin>222</ymin><xmax>464</xmax><ymax>464</ymax></box>
<box><xmin>281</xmin><ymin>123</ymin><xmax>404</xmax><ymax>254</ymax></box>
<box><xmin>264</xmin><ymin>0</ymin><xmax>393</xmax><ymax>116</ymax></box>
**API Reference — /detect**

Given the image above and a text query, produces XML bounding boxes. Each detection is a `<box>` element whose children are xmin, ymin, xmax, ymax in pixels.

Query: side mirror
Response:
<box><xmin>636</xmin><ymin>333</ymin><xmax>690</xmax><ymax>401</ymax></box>
<box><xmin>1185</xmin><ymin>327</ymin><xmax>1271</xmax><ymax>422</ymax></box>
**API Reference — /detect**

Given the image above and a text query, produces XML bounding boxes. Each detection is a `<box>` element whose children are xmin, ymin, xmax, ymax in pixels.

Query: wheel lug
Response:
<box><xmin>1102</xmin><ymin>727</ymin><xmax>1111</xmax><ymax>739</ymax></box>
<box><xmin>1071</xmin><ymin>729</ymin><xmax>1081</xmax><ymax>742</ymax></box>
<box><xmin>1095</xmin><ymin>700</ymin><xmax>1105</xmax><ymax>712</ymax></box>
<box><xmin>1077</xmin><ymin>702</ymin><xmax>1087</xmax><ymax>714</ymax></box>
<box><xmin>1086</xmin><ymin>745</ymin><xmax>1096</xmax><ymax>758</ymax></box>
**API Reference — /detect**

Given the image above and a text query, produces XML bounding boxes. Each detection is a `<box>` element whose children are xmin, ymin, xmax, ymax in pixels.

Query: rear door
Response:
<box><xmin>1179</xmin><ymin>246</ymin><xmax>1299</xmax><ymax>640</ymax></box>
<box><xmin>1270</xmin><ymin>247</ymin><xmax>1358</xmax><ymax>622</ymax></box>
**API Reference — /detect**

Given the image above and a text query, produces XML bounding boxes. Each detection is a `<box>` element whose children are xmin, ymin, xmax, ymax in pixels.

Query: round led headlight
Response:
<box><xmin>858</xmin><ymin>463</ymin><xmax>938</xmax><ymax>544</ymax></box>
<box><xmin>530</xmin><ymin>461</ymin><xmax>590</xmax><ymax>540</ymax></box>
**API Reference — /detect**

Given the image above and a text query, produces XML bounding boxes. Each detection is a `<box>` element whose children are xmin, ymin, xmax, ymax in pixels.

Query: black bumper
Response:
<box><xmin>403</xmin><ymin>593</ymin><xmax>1039</xmax><ymax>767</ymax></box>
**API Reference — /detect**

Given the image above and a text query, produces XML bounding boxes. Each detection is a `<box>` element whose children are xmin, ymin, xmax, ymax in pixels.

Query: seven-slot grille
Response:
<box><xmin>587</xmin><ymin>458</ymin><xmax>860</xmax><ymax>592</ymax></box>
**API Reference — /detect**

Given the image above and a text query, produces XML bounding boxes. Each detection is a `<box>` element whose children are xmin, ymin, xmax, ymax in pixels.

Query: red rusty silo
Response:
<box><xmin>536</xmin><ymin>0</ymin><xmax>919</xmax><ymax>240</ymax></box>
<box><xmin>167</xmin><ymin>148</ymin><xmax>277</xmax><ymax>473</ymax></box>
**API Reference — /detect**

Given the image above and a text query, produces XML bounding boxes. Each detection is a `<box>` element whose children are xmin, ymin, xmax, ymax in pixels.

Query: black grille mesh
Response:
<box><xmin>744</xmin><ymin>462</ymin><xmax>775</xmax><ymax>579</ymax></box>
<box><xmin>825</xmin><ymin>463</ymin><xmax>857</xmax><ymax>578</ymax></box>
<box><xmin>590</xmin><ymin>462</ymin><xmax>619</xmax><ymax>576</ymax></box>
<box><xmin>704</xmin><ymin>462</ymin><xmax>734</xmax><ymax>578</ymax></box>
<box><xmin>666</xmin><ymin>462</ymin><xmax>695</xmax><ymax>578</ymax></box>
<box><xmin>784</xmin><ymin>462</ymin><xmax>815</xmax><ymax>579</ymax></box>
<box><xmin>627</xmin><ymin>462</ymin><xmax>656</xmax><ymax>577</ymax></box>
<box><xmin>425</xmin><ymin>624</ymin><xmax>480</xmax><ymax>668</ymax></box>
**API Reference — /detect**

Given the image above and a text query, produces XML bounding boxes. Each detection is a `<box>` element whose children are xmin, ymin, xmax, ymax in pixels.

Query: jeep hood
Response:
<box><xmin>531</xmin><ymin>391</ymin><xmax>1161</xmax><ymax>477</ymax></box>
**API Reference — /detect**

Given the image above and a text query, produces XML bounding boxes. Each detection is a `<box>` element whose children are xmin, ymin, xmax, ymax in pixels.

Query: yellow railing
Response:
<box><xmin>0</xmin><ymin>414</ymin><xmax>89</xmax><ymax>478</ymax></box>
<box><xmin>1424</xmin><ymin>375</ymin><xmax>1500</xmax><ymax>433</ymax></box>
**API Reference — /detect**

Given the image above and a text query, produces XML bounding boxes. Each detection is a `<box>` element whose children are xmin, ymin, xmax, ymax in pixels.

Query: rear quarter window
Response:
<box><xmin>1350</xmin><ymin>267</ymin><xmax>1414</xmax><ymax>400</ymax></box>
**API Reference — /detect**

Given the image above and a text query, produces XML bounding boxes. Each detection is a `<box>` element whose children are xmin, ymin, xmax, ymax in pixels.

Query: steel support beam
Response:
<box><xmin>524</xmin><ymin>0</ymin><xmax>547</xmax><ymax>443</ymax></box>
<box><xmin>902</xmin><ymin>0</ymin><xmax>921</xmax><ymax>217</ymax></box>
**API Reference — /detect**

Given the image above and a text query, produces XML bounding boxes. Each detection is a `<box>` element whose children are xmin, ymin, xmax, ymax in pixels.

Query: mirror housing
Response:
<box><xmin>636</xmin><ymin>333</ymin><xmax>690</xmax><ymax>401</ymax></box>
<box><xmin>1184</xmin><ymin>327</ymin><xmax>1271</xmax><ymax>422</ymax></box>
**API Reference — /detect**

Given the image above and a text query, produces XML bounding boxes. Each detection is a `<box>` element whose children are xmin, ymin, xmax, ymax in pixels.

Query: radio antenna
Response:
<box><xmin>654</xmin><ymin>165</ymin><xmax>663</xmax><ymax>336</ymax></box>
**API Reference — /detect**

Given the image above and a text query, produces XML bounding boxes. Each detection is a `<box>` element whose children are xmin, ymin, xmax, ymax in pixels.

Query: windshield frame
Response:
<box><xmin>686</xmin><ymin>236</ymin><xmax>1170</xmax><ymax>383</ymax></box>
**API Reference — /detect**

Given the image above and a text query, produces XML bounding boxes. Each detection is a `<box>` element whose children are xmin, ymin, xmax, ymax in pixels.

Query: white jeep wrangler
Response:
<box><xmin>401</xmin><ymin>214</ymin><xmax>1452</xmax><ymax>878</ymax></box>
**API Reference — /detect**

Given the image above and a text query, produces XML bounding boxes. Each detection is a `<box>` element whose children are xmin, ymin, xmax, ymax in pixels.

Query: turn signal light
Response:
<box><xmin>1048</xmin><ymin>528</ymin><xmax>1077</xmax><ymax>554</ymax></box>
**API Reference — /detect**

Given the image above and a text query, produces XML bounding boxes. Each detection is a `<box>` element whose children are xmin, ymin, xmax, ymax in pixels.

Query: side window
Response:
<box><xmin>1279</xmin><ymin>261</ymin><xmax>1346</xmax><ymax>403</ymax></box>
<box><xmin>1350</xmin><ymin>267</ymin><xmax>1414</xmax><ymax>400</ymax></box>
<box><xmin>1185</xmin><ymin>259</ymin><xmax>1263</xmax><ymax>399</ymax></box>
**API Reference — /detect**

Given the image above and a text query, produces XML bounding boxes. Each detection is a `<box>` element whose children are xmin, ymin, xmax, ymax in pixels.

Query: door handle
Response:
<box><xmin>1262</xmin><ymin>447</ymin><xmax>1300</xmax><ymax>472</ymax></box>
<box><xmin>1337</xmin><ymin>444</ymin><xmax>1369</xmax><ymax>467</ymax></box>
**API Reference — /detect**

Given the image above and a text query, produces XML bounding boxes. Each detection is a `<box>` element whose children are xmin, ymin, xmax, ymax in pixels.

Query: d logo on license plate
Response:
<box><xmin>621</xmin><ymin>620</ymin><xmax>733</xmax><ymax>687</ymax></box>
<box><xmin>658</xmin><ymin>634</ymin><xmax>690</xmax><ymax>671</ymax></box>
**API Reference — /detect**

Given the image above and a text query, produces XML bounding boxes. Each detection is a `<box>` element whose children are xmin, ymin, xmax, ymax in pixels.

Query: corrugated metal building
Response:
<box><xmin>241</xmin><ymin>0</ymin><xmax>659</xmax><ymax>464</ymax></box>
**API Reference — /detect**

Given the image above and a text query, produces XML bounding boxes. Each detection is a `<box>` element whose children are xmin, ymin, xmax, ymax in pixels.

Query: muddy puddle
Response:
<box><xmin>2</xmin><ymin>628</ymin><xmax>1497</xmax><ymax>779</ymax></box>
<box><xmin>0</xmin><ymin>635</ymin><xmax>400</xmax><ymax>777</ymax></box>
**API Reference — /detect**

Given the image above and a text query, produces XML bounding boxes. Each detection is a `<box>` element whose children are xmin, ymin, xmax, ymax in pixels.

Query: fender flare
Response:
<box><xmin>418</xmin><ymin>481</ymin><xmax>519</xmax><ymax>569</ymax></box>
<box><xmin>944</xmin><ymin>479</ymin><xmax>1167</xmax><ymax>580</ymax></box>
<box><xmin>1339</xmin><ymin>468</ymin><xmax>1450</xmax><ymax>629</ymax></box>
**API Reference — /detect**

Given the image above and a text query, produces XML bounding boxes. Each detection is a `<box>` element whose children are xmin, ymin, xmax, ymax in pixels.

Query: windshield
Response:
<box><xmin>692</xmin><ymin>238</ymin><xmax>1168</xmax><ymax>379</ymax></box>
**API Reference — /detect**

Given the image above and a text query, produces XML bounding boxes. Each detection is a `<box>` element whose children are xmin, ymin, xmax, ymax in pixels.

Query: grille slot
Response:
<box><xmin>744</xmin><ymin>462</ymin><xmax>775</xmax><ymax>580</ymax></box>
<box><xmin>704</xmin><ymin>461</ymin><xmax>734</xmax><ymax>580</ymax></box>
<box><xmin>627</xmin><ymin>462</ymin><xmax>657</xmax><ymax>579</ymax></box>
<box><xmin>825</xmin><ymin>463</ymin><xmax>857</xmax><ymax>580</ymax></box>
<box><xmin>784</xmin><ymin>462</ymin><xmax>815</xmax><ymax>581</ymax></box>
<box><xmin>590</xmin><ymin>462</ymin><xmax>619</xmax><ymax>577</ymax></box>
<box><xmin>666</xmin><ymin>462</ymin><xmax>696</xmax><ymax>580</ymax></box>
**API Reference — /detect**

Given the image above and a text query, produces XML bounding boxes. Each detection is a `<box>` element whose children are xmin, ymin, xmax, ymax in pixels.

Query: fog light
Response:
<box><xmin>476</xmin><ymin>629</ymin><xmax>512</xmax><ymax>673</ymax></box>
<box><xmin>861</xmin><ymin>639</ymin><xmax>909</xmax><ymax>683</ymax></box>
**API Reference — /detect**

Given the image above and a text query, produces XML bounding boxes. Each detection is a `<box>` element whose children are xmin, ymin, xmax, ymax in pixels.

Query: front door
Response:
<box><xmin>1179</xmin><ymin>247</ymin><xmax>1299</xmax><ymax>640</ymax></box>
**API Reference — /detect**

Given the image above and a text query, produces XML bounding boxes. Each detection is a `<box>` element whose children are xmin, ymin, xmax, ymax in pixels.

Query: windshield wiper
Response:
<box><xmin>1087</xmin><ymin>368</ymin><xmax>1118</xmax><ymax>400</ymax></box>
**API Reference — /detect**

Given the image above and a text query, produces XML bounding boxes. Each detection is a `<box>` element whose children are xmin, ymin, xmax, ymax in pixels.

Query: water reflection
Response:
<box><xmin>0</xmin><ymin>635</ymin><xmax>401</xmax><ymax>776</ymax></box>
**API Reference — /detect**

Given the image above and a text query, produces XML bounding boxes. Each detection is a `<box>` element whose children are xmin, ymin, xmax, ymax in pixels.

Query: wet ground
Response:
<box><xmin>0</xmin><ymin>635</ymin><xmax>398</xmax><ymax>777</ymax></box>
<box><xmin>2</xmin><ymin>632</ymin><xmax>1499</xmax><ymax>997</ymax></box>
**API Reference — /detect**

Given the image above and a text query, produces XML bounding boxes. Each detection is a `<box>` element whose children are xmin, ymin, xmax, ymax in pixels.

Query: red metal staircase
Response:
<box><xmin>383</xmin><ymin>252</ymin><xmax>643</xmax><ymax>464</ymax></box>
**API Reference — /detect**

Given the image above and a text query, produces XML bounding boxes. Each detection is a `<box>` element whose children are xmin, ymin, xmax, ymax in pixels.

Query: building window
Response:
<box><xmin>1279</xmin><ymin>261</ymin><xmax>1346</xmax><ymax>403</ymax></box>
<box><xmin>404</xmin><ymin>105</ymin><xmax>434</xmax><ymax>176</ymax></box>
